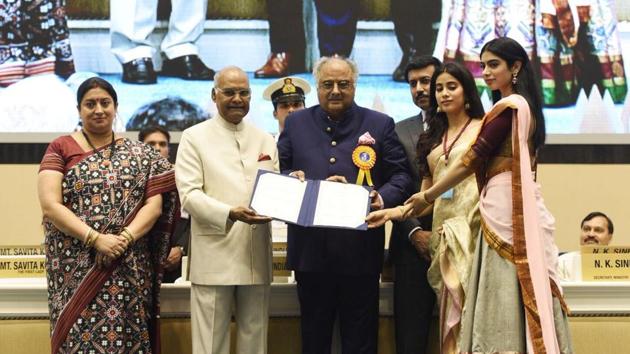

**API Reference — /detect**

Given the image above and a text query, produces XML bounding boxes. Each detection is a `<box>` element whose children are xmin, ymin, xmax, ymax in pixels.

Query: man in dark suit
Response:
<box><xmin>390</xmin><ymin>55</ymin><xmax>442</xmax><ymax>354</ymax></box>
<box><xmin>255</xmin><ymin>0</ymin><xmax>360</xmax><ymax>78</ymax></box>
<box><xmin>391</xmin><ymin>0</ymin><xmax>441</xmax><ymax>81</ymax></box>
<box><xmin>277</xmin><ymin>56</ymin><xmax>412</xmax><ymax>354</ymax></box>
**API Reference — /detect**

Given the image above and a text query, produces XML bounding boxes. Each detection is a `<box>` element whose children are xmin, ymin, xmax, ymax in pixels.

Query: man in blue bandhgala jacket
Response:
<box><xmin>277</xmin><ymin>56</ymin><xmax>412</xmax><ymax>354</ymax></box>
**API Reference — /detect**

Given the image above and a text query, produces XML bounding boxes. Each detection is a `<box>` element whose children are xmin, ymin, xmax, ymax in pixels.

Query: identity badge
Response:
<box><xmin>441</xmin><ymin>188</ymin><xmax>454</xmax><ymax>200</ymax></box>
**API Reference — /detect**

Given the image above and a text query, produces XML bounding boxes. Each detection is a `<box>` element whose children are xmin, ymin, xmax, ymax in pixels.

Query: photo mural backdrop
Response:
<box><xmin>0</xmin><ymin>0</ymin><xmax>628</xmax><ymax>137</ymax></box>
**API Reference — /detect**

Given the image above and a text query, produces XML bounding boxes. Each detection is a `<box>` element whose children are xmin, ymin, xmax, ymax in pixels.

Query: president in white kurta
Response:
<box><xmin>175</xmin><ymin>66</ymin><xmax>278</xmax><ymax>354</ymax></box>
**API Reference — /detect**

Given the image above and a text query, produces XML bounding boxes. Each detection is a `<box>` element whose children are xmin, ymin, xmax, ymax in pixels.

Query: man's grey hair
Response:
<box><xmin>312</xmin><ymin>56</ymin><xmax>359</xmax><ymax>84</ymax></box>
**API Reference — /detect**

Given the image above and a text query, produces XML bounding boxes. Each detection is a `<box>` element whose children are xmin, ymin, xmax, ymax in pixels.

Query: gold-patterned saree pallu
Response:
<box><xmin>461</xmin><ymin>95</ymin><xmax>570</xmax><ymax>354</ymax></box>
<box><xmin>41</xmin><ymin>138</ymin><xmax>178</xmax><ymax>354</ymax></box>
<box><xmin>426</xmin><ymin>127</ymin><xmax>481</xmax><ymax>354</ymax></box>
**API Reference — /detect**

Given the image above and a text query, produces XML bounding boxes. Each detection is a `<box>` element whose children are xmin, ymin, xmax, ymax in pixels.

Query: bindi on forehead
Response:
<box><xmin>81</xmin><ymin>97</ymin><xmax>113</xmax><ymax>106</ymax></box>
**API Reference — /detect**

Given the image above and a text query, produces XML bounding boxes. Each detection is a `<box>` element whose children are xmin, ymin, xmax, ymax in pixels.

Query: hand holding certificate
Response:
<box><xmin>250</xmin><ymin>170</ymin><xmax>371</xmax><ymax>230</ymax></box>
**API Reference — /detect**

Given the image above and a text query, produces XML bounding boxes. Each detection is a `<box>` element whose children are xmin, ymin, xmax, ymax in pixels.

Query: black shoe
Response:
<box><xmin>392</xmin><ymin>55</ymin><xmax>409</xmax><ymax>82</ymax></box>
<box><xmin>122</xmin><ymin>57</ymin><xmax>157</xmax><ymax>84</ymax></box>
<box><xmin>161</xmin><ymin>55</ymin><xmax>215</xmax><ymax>80</ymax></box>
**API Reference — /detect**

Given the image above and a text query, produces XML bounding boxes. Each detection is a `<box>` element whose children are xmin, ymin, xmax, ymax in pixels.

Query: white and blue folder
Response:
<box><xmin>250</xmin><ymin>170</ymin><xmax>372</xmax><ymax>230</ymax></box>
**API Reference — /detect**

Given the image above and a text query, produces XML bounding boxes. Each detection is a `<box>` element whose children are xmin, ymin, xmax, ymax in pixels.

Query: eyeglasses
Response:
<box><xmin>318</xmin><ymin>80</ymin><xmax>354</xmax><ymax>91</ymax></box>
<box><xmin>214</xmin><ymin>87</ymin><xmax>252</xmax><ymax>98</ymax></box>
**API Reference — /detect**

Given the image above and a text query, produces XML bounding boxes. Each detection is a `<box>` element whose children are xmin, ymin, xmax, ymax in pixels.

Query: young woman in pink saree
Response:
<box><xmin>38</xmin><ymin>77</ymin><xmax>178</xmax><ymax>354</ymax></box>
<box><xmin>368</xmin><ymin>37</ymin><xmax>572</xmax><ymax>353</ymax></box>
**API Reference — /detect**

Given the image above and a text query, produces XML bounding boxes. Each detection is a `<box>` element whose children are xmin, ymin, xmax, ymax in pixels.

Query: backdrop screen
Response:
<box><xmin>1</xmin><ymin>1</ymin><xmax>629</xmax><ymax>142</ymax></box>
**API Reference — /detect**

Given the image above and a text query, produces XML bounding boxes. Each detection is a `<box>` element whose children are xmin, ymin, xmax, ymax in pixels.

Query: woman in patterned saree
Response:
<box><xmin>38</xmin><ymin>77</ymin><xmax>178</xmax><ymax>354</ymax></box>
<box><xmin>369</xmin><ymin>37</ymin><xmax>572</xmax><ymax>353</ymax></box>
<box><xmin>368</xmin><ymin>61</ymin><xmax>484</xmax><ymax>353</ymax></box>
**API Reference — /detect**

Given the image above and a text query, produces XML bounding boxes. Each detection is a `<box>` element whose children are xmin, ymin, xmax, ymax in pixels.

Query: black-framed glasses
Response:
<box><xmin>215</xmin><ymin>87</ymin><xmax>252</xmax><ymax>98</ymax></box>
<box><xmin>318</xmin><ymin>80</ymin><xmax>354</xmax><ymax>91</ymax></box>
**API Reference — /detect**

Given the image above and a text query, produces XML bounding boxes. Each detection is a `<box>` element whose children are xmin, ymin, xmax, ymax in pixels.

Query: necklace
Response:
<box><xmin>442</xmin><ymin>117</ymin><xmax>472</xmax><ymax>165</ymax></box>
<box><xmin>81</xmin><ymin>129</ymin><xmax>116</xmax><ymax>167</ymax></box>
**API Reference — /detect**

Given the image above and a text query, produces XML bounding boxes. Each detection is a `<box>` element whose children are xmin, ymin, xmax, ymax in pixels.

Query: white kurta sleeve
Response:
<box><xmin>175</xmin><ymin>130</ymin><xmax>232</xmax><ymax>235</ymax></box>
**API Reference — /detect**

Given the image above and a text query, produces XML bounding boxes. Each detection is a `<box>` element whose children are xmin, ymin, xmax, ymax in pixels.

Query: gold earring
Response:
<box><xmin>512</xmin><ymin>72</ymin><xmax>518</xmax><ymax>85</ymax></box>
<box><xmin>436</xmin><ymin>106</ymin><xmax>442</xmax><ymax>113</ymax></box>
<box><xmin>465</xmin><ymin>102</ymin><xmax>470</xmax><ymax>110</ymax></box>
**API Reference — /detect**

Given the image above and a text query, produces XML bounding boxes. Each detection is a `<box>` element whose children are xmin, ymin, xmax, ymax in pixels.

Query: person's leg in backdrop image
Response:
<box><xmin>391</xmin><ymin>0</ymin><xmax>440</xmax><ymax>82</ymax></box>
<box><xmin>110</xmin><ymin>0</ymin><xmax>214</xmax><ymax>84</ymax></box>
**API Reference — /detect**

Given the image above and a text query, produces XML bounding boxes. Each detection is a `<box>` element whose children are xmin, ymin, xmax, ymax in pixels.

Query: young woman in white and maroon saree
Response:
<box><xmin>38</xmin><ymin>77</ymin><xmax>178</xmax><ymax>354</ymax></box>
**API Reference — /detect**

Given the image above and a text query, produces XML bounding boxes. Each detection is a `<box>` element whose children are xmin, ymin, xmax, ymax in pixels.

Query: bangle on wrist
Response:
<box><xmin>83</xmin><ymin>227</ymin><xmax>93</xmax><ymax>244</ymax></box>
<box><xmin>84</xmin><ymin>228</ymin><xmax>99</xmax><ymax>248</ymax></box>
<box><xmin>121</xmin><ymin>232</ymin><xmax>133</xmax><ymax>245</ymax></box>
<box><xmin>121</xmin><ymin>227</ymin><xmax>135</xmax><ymax>245</ymax></box>
<box><xmin>91</xmin><ymin>232</ymin><xmax>100</xmax><ymax>247</ymax></box>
